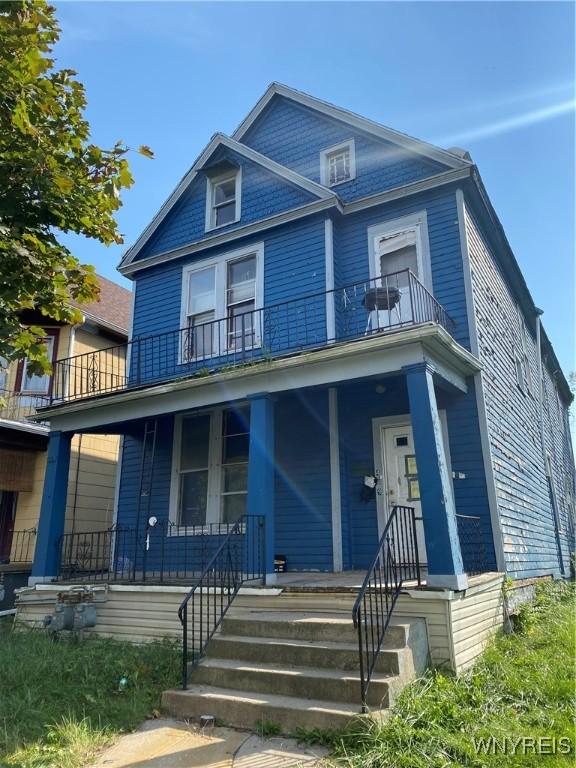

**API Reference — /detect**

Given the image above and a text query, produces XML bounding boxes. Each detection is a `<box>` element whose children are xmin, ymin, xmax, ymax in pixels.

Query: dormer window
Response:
<box><xmin>206</xmin><ymin>168</ymin><xmax>241</xmax><ymax>231</ymax></box>
<box><xmin>320</xmin><ymin>139</ymin><xmax>356</xmax><ymax>187</ymax></box>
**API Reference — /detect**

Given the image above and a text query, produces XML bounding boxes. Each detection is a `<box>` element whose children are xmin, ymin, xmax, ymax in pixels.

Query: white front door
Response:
<box><xmin>379</xmin><ymin>423</ymin><xmax>427</xmax><ymax>565</ymax></box>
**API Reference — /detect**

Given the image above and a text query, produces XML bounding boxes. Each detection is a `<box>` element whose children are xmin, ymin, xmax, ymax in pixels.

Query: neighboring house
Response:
<box><xmin>17</xmin><ymin>85</ymin><xmax>574</xmax><ymax>724</ymax></box>
<box><xmin>0</xmin><ymin>275</ymin><xmax>131</xmax><ymax>608</ymax></box>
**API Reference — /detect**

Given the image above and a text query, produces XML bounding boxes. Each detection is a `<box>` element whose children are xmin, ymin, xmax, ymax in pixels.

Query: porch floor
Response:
<box><xmin>271</xmin><ymin>570</ymin><xmax>425</xmax><ymax>592</ymax></box>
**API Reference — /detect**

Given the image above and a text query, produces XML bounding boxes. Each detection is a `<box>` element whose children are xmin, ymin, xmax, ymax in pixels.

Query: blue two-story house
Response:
<box><xmin>20</xmin><ymin>84</ymin><xmax>574</xmax><ymax>722</ymax></box>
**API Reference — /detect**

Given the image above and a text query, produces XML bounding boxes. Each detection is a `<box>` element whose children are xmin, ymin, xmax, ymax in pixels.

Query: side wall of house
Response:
<box><xmin>464</xmin><ymin>201</ymin><xmax>574</xmax><ymax>579</ymax></box>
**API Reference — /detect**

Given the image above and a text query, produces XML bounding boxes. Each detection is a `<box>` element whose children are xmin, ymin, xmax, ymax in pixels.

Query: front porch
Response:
<box><xmin>32</xmin><ymin>359</ymin><xmax>494</xmax><ymax>591</ymax></box>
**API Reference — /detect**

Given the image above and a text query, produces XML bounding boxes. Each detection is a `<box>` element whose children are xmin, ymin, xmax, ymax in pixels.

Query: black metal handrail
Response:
<box><xmin>352</xmin><ymin>505</ymin><xmax>421</xmax><ymax>711</ymax></box>
<box><xmin>57</xmin><ymin>520</ymin><xmax>246</xmax><ymax>583</ymax></box>
<box><xmin>0</xmin><ymin>528</ymin><xmax>37</xmax><ymax>565</ymax></box>
<box><xmin>456</xmin><ymin>514</ymin><xmax>490</xmax><ymax>576</ymax></box>
<box><xmin>48</xmin><ymin>270</ymin><xmax>455</xmax><ymax>404</ymax></box>
<box><xmin>178</xmin><ymin>515</ymin><xmax>265</xmax><ymax>689</ymax></box>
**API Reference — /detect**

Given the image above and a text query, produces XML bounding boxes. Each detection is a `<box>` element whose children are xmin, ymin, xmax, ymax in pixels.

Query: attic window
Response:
<box><xmin>206</xmin><ymin>169</ymin><xmax>241</xmax><ymax>231</ymax></box>
<box><xmin>320</xmin><ymin>140</ymin><xmax>356</xmax><ymax>187</ymax></box>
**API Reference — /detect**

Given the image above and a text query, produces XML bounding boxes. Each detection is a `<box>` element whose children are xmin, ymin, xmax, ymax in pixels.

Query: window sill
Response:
<box><xmin>167</xmin><ymin>523</ymin><xmax>244</xmax><ymax>537</ymax></box>
<box><xmin>179</xmin><ymin>341</ymin><xmax>262</xmax><ymax>366</ymax></box>
<box><xmin>205</xmin><ymin>217</ymin><xmax>241</xmax><ymax>234</ymax></box>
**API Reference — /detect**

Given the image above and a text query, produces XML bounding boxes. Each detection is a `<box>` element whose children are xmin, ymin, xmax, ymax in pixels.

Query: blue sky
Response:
<box><xmin>54</xmin><ymin>1</ymin><xmax>574</xmax><ymax>374</ymax></box>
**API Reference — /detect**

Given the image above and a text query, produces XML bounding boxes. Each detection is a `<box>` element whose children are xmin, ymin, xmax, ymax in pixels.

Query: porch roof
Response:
<box><xmin>36</xmin><ymin>324</ymin><xmax>481</xmax><ymax>433</ymax></box>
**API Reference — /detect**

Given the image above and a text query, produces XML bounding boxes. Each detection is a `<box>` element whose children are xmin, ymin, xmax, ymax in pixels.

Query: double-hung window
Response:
<box><xmin>17</xmin><ymin>331</ymin><xmax>58</xmax><ymax>397</ymax></box>
<box><xmin>320</xmin><ymin>140</ymin><xmax>356</xmax><ymax>187</ymax></box>
<box><xmin>206</xmin><ymin>170</ymin><xmax>241</xmax><ymax>231</ymax></box>
<box><xmin>172</xmin><ymin>406</ymin><xmax>250</xmax><ymax>530</ymax></box>
<box><xmin>182</xmin><ymin>244</ymin><xmax>263</xmax><ymax>361</ymax></box>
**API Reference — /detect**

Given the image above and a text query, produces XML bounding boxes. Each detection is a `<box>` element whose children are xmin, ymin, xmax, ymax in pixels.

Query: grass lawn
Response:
<box><xmin>0</xmin><ymin>620</ymin><xmax>180</xmax><ymax>768</ymax></box>
<box><xmin>333</xmin><ymin>579</ymin><xmax>575</xmax><ymax>767</ymax></box>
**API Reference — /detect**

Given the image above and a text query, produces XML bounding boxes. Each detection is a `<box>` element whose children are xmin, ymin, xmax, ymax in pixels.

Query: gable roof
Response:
<box><xmin>119</xmin><ymin>134</ymin><xmax>338</xmax><ymax>270</ymax></box>
<box><xmin>233</xmin><ymin>82</ymin><xmax>472</xmax><ymax>171</ymax></box>
<box><xmin>71</xmin><ymin>274</ymin><xmax>132</xmax><ymax>336</ymax></box>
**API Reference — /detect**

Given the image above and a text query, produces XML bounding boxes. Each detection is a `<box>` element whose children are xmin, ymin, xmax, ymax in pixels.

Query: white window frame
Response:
<box><xmin>320</xmin><ymin>139</ymin><xmax>356</xmax><ymax>187</ymax></box>
<box><xmin>367</xmin><ymin>211</ymin><xmax>432</xmax><ymax>290</ymax></box>
<box><xmin>180</xmin><ymin>242</ymin><xmax>264</xmax><ymax>363</ymax></box>
<box><xmin>205</xmin><ymin>167</ymin><xmax>242</xmax><ymax>232</ymax></box>
<box><xmin>168</xmin><ymin>405</ymin><xmax>249</xmax><ymax>534</ymax></box>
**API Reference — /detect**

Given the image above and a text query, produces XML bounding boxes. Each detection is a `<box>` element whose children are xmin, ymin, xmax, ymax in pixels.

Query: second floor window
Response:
<box><xmin>206</xmin><ymin>170</ymin><xmax>241</xmax><ymax>230</ymax></box>
<box><xmin>182</xmin><ymin>244</ymin><xmax>263</xmax><ymax>360</ymax></box>
<box><xmin>18</xmin><ymin>333</ymin><xmax>57</xmax><ymax>395</ymax></box>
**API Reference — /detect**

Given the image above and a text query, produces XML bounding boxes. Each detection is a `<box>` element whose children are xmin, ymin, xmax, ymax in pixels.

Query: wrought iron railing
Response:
<box><xmin>179</xmin><ymin>515</ymin><xmax>265</xmax><ymax>689</ymax></box>
<box><xmin>58</xmin><ymin>520</ymin><xmax>248</xmax><ymax>583</ymax></box>
<box><xmin>0</xmin><ymin>390</ymin><xmax>50</xmax><ymax>424</ymax></box>
<box><xmin>0</xmin><ymin>528</ymin><xmax>37</xmax><ymax>565</ymax></box>
<box><xmin>456</xmin><ymin>514</ymin><xmax>490</xmax><ymax>576</ymax></box>
<box><xmin>48</xmin><ymin>270</ymin><xmax>454</xmax><ymax>404</ymax></box>
<box><xmin>352</xmin><ymin>505</ymin><xmax>421</xmax><ymax>711</ymax></box>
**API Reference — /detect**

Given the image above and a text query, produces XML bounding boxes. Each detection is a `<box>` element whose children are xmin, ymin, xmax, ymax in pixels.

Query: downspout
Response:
<box><xmin>536</xmin><ymin>310</ymin><xmax>565</xmax><ymax>575</ymax></box>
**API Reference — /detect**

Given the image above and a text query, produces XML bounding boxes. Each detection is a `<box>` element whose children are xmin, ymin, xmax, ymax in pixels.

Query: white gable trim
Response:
<box><xmin>233</xmin><ymin>83</ymin><xmax>471</xmax><ymax>171</ymax></box>
<box><xmin>120</xmin><ymin>133</ymin><xmax>336</xmax><ymax>270</ymax></box>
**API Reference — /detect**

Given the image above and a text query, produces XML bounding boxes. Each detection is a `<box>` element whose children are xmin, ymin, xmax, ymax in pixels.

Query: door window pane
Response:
<box><xmin>221</xmin><ymin>406</ymin><xmax>249</xmax><ymax>523</ymax></box>
<box><xmin>179</xmin><ymin>471</ymin><xmax>208</xmax><ymax>527</ymax></box>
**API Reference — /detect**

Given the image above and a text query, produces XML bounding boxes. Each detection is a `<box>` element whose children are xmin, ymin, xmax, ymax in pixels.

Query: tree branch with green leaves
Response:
<box><xmin>0</xmin><ymin>0</ymin><xmax>152</xmax><ymax>375</ymax></box>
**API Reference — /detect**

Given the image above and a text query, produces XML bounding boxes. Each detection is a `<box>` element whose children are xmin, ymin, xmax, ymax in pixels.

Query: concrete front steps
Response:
<box><xmin>162</xmin><ymin>610</ymin><xmax>429</xmax><ymax>732</ymax></box>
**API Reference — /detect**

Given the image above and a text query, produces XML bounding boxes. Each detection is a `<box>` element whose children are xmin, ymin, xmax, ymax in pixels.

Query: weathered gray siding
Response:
<box><xmin>465</xmin><ymin>204</ymin><xmax>573</xmax><ymax>578</ymax></box>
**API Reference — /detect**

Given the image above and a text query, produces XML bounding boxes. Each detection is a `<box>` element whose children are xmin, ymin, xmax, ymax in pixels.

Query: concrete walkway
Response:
<box><xmin>91</xmin><ymin>718</ymin><xmax>330</xmax><ymax>768</ymax></box>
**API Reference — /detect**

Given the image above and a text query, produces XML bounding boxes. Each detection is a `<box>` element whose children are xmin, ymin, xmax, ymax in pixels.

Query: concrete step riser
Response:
<box><xmin>221</xmin><ymin>617</ymin><xmax>407</xmax><ymax>646</ymax></box>
<box><xmin>190</xmin><ymin>663</ymin><xmax>391</xmax><ymax>708</ymax></box>
<box><xmin>208</xmin><ymin>636</ymin><xmax>401</xmax><ymax>674</ymax></box>
<box><xmin>162</xmin><ymin>689</ymin><xmax>358</xmax><ymax>732</ymax></box>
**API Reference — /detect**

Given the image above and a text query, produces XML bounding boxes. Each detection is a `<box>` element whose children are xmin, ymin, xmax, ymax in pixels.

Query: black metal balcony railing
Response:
<box><xmin>0</xmin><ymin>390</ymin><xmax>50</xmax><ymax>424</ymax></box>
<box><xmin>57</xmin><ymin>520</ymin><xmax>247</xmax><ymax>583</ymax></box>
<box><xmin>49</xmin><ymin>270</ymin><xmax>454</xmax><ymax>404</ymax></box>
<box><xmin>0</xmin><ymin>528</ymin><xmax>37</xmax><ymax>565</ymax></box>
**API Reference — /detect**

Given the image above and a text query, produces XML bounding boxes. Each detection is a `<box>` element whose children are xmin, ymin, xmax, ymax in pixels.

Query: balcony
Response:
<box><xmin>49</xmin><ymin>269</ymin><xmax>455</xmax><ymax>405</ymax></box>
<box><xmin>0</xmin><ymin>389</ymin><xmax>50</xmax><ymax>426</ymax></box>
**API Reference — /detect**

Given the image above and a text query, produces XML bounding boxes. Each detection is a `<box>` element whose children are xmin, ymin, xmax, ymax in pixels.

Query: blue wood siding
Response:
<box><xmin>274</xmin><ymin>391</ymin><xmax>333</xmax><ymax>571</ymax></box>
<box><xmin>131</xmin><ymin>214</ymin><xmax>327</xmax><ymax>356</ymax></box>
<box><xmin>466</xmin><ymin>206</ymin><xmax>574</xmax><ymax>578</ymax></box>
<box><xmin>241</xmin><ymin>95</ymin><xmax>448</xmax><ymax>203</ymax></box>
<box><xmin>136</xmin><ymin>146</ymin><xmax>318</xmax><ymax>261</ymax></box>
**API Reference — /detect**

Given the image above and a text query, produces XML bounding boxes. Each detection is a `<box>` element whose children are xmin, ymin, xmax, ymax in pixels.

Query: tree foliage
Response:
<box><xmin>0</xmin><ymin>1</ymin><xmax>152</xmax><ymax>373</ymax></box>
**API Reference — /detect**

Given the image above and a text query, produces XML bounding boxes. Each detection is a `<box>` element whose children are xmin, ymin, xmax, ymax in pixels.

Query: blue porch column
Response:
<box><xmin>403</xmin><ymin>363</ymin><xmax>468</xmax><ymax>590</ymax></box>
<box><xmin>31</xmin><ymin>430</ymin><xmax>73</xmax><ymax>582</ymax></box>
<box><xmin>247</xmin><ymin>394</ymin><xmax>275</xmax><ymax>583</ymax></box>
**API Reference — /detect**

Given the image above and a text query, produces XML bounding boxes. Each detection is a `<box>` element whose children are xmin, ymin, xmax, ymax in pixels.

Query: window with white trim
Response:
<box><xmin>20</xmin><ymin>336</ymin><xmax>55</xmax><ymax>394</ymax></box>
<box><xmin>206</xmin><ymin>171</ymin><xmax>240</xmax><ymax>230</ymax></box>
<box><xmin>320</xmin><ymin>140</ymin><xmax>356</xmax><ymax>187</ymax></box>
<box><xmin>172</xmin><ymin>406</ymin><xmax>250</xmax><ymax>529</ymax></box>
<box><xmin>182</xmin><ymin>245</ymin><xmax>263</xmax><ymax>360</ymax></box>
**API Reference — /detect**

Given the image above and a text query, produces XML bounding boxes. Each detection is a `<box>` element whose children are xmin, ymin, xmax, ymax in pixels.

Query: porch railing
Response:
<box><xmin>0</xmin><ymin>528</ymin><xmax>37</xmax><ymax>565</ymax></box>
<box><xmin>48</xmin><ymin>270</ymin><xmax>454</xmax><ymax>404</ymax></box>
<box><xmin>179</xmin><ymin>515</ymin><xmax>265</xmax><ymax>689</ymax></box>
<box><xmin>456</xmin><ymin>514</ymin><xmax>490</xmax><ymax>576</ymax></box>
<box><xmin>0</xmin><ymin>390</ymin><xmax>50</xmax><ymax>424</ymax></box>
<box><xmin>57</xmin><ymin>520</ymin><xmax>248</xmax><ymax>583</ymax></box>
<box><xmin>352</xmin><ymin>505</ymin><xmax>421</xmax><ymax>712</ymax></box>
